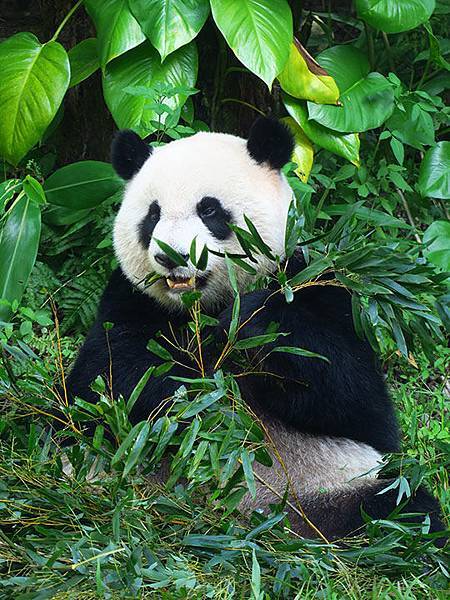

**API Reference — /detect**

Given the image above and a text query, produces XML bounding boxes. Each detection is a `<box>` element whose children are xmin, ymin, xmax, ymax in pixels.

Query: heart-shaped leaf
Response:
<box><xmin>387</xmin><ymin>101</ymin><xmax>435</xmax><ymax>149</ymax></box>
<box><xmin>423</xmin><ymin>220</ymin><xmax>450</xmax><ymax>271</ymax></box>
<box><xmin>356</xmin><ymin>0</ymin><xmax>435</xmax><ymax>33</ymax></box>
<box><xmin>129</xmin><ymin>0</ymin><xmax>209</xmax><ymax>61</ymax></box>
<box><xmin>210</xmin><ymin>0</ymin><xmax>292</xmax><ymax>88</ymax></box>
<box><xmin>44</xmin><ymin>161</ymin><xmax>123</xmax><ymax>209</ymax></box>
<box><xmin>283</xmin><ymin>94</ymin><xmax>360</xmax><ymax>166</ymax></box>
<box><xmin>85</xmin><ymin>0</ymin><xmax>145</xmax><ymax>67</ymax></box>
<box><xmin>0</xmin><ymin>33</ymin><xmax>70</xmax><ymax>166</ymax></box>
<box><xmin>418</xmin><ymin>141</ymin><xmax>450</xmax><ymax>199</ymax></box>
<box><xmin>68</xmin><ymin>38</ymin><xmax>99</xmax><ymax>88</ymax></box>
<box><xmin>278</xmin><ymin>39</ymin><xmax>339</xmax><ymax>105</ymax></box>
<box><xmin>0</xmin><ymin>194</ymin><xmax>41</xmax><ymax>320</ymax></box>
<box><xmin>282</xmin><ymin>117</ymin><xmax>313</xmax><ymax>181</ymax></box>
<box><xmin>307</xmin><ymin>46</ymin><xmax>394</xmax><ymax>133</ymax></box>
<box><xmin>103</xmin><ymin>41</ymin><xmax>198</xmax><ymax>136</ymax></box>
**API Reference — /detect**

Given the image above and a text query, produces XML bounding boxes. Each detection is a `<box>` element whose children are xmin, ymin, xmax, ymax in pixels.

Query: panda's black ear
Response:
<box><xmin>247</xmin><ymin>117</ymin><xmax>294</xmax><ymax>170</ymax></box>
<box><xmin>111</xmin><ymin>130</ymin><xmax>152</xmax><ymax>180</ymax></box>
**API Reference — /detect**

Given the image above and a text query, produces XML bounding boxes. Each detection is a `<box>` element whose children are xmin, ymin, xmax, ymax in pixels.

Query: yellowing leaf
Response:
<box><xmin>282</xmin><ymin>117</ymin><xmax>313</xmax><ymax>182</ymax></box>
<box><xmin>278</xmin><ymin>39</ymin><xmax>339</xmax><ymax>105</ymax></box>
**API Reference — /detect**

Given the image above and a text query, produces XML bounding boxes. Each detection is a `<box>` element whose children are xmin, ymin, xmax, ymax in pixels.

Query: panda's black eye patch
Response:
<box><xmin>138</xmin><ymin>201</ymin><xmax>160</xmax><ymax>248</ymax></box>
<box><xmin>197</xmin><ymin>196</ymin><xmax>232</xmax><ymax>240</ymax></box>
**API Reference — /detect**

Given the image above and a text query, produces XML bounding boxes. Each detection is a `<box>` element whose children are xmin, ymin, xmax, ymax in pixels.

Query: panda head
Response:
<box><xmin>112</xmin><ymin>117</ymin><xmax>294</xmax><ymax>313</ymax></box>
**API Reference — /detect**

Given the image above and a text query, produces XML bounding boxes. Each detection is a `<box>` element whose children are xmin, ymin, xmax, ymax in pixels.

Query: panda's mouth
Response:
<box><xmin>164</xmin><ymin>273</ymin><xmax>209</xmax><ymax>293</ymax></box>
<box><xmin>165</xmin><ymin>275</ymin><xmax>196</xmax><ymax>292</ymax></box>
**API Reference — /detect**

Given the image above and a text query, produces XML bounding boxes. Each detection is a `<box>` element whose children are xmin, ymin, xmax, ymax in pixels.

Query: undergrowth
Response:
<box><xmin>0</xmin><ymin>301</ymin><xmax>448</xmax><ymax>598</ymax></box>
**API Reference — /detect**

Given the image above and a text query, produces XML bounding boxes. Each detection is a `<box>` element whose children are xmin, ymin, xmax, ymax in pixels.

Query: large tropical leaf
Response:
<box><xmin>283</xmin><ymin>94</ymin><xmax>360</xmax><ymax>166</ymax></box>
<box><xmin>44</xmin><ymin>161</ymin><xmax>122</xmax><ymax>210</ymax></box>
<box><xmin>0</xmin><ymin>194</ymin><xmax>41</xmax><ymax>320</ymax></box>
<box><xmin>210</xmin><ymin>0</ymin><xmax>292</xmax><ymax>87</ymax></box>
<box><xmin>85</xmin><ymin>0</ymin><xmax>145</xmax><ymax>67</ymax></box>
<box><xmin>423</xmin><ymin>221</ymin><xmax>450</xmax><ymax>272</ymax></box>
<box><xmin>307</xmin><ymin>45</ymin><xmax>394</xmax><ymax>133</ymax></box>
<box><xmin>355</xmin><ymin>0</ymin><xmax>435</xmax><ymax>33</ymax></box>
<box><xmin>418</xmin><ymin>141</ymin><xmax>450</xmax><ymax>199</ymax></box>
<box><xmin>278</xmin><ymin>39</ymin><xmax>339</xmax><ymax>105</ymax></box>
<box><xmin>128</xmin><ymin>0</ymin><xmax>209</xmax><ymax>61</ymax></box>
<box><xmin>0</xmin><ymin>33</ymin><xmax>69</xmax><ymax>166</ymax></box>
<box><xmin>68</xmin><ymin>38</ymin><xmax>100</xmax><ymax>88</ymax></box>
<box><xmin>281</xmin><ymin>117</ymin><xmax>313</xmax><ymax>182</ymax></box>
<box><xmin>103</xmin><ymin>41</ymin><xmax>198</xmax><ymax>136</ymax></box>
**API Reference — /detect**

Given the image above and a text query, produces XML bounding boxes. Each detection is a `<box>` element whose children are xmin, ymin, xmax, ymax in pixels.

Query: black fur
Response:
<box><xmin>247</xmin><ymin>117</ymin><xmax>294</xmax><ymax>170</ymax></box>
<box><xmin>138</xmin><ymin>201</ymin><xmax>161</xmax><ymax>248</ymax></box>
<box><xmin>196</xmin><ymin>196</ymin><xmax>233</xmax><ymax>240</ymax></box>
<box><xmin>296</xmin><ymin>480</ymin><xmax>446</xmax><ymax>546</ymax></box>
<box><xmin>111</xmin><ymin>130</ymin><xmax>151</xmax><ymax>180</ymax></box>
<box><xmin>65</xmin><ymin>254</ymin><xmax>445</xmax><ymax>540</ymax></box>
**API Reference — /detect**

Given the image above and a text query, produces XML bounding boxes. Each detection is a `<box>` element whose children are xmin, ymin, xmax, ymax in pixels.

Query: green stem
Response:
<box><xmin>51</xmin><ymin>0</ymin><xmax>84</xmax><ymax>42</ymax></box>
<box><xmin>221</xmin><ymin>99</ymin><xmax>265</xmax><ymax>116</ymax></box>
<box><xmin>417</xmin><ymin>56</ymin><xmax>431</xmax><ymax>90</ymax></box>
<box><xmin>381</xmin><ymin>32</ymin><xmax>395</xmax><ymax>73</ymax></box>
<box><xmin>364</xmin><ymin>22</ymin><xmax>375</xmax><ymax>71</ymax></box>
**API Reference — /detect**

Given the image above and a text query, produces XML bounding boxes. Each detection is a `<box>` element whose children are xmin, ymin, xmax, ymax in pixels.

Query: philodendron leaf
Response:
<box><xmin>307</xmin><ymin>45</ymin><xmax>395</xmax><ymax>133</ymax></box>
<box><xmin>128</xmin><ymin>0</ymin><xmax>210</xmax><ymax>61</ymax></box>
<box><xmin>387</xmin><ymin>101</ymin><xmax>435</xmax><ymax>150</ymax></box>
<box><xmin>210</xmin><ymin>0</ymin><xmax>292</xmax><ymax>88</ymax></box>
<box><xmin>356</xmin><ymin>0</ymin><xmax>435</xmax><ymax>34</ymax></box>
<box><xmin>418</xmin><ymin>141</ymin><xmax>450</xmax><ymax>199</ymax></box>
<box><xmin>68</xmin><ymin>38</ymin><xmax>99</xmax><ymax>88</ymax></box>
<box><xmin>85</xmin><ymin>0</ymin><xmax>145</xmax><ymax>67</ymax></box>
<box><xmin>103</xmin><ymin>41</ymin><xmax>198</xmax><ymax>136</ymax></box>
<box><xmin>0</xmin><ymin>194</ymin><xmax>41</xmax><ymax>320</ymax></box>
<box><xmin>423</xmin><ymin>221</ymin><xmax>450</xmax><ymax>272</ymax></box>
<box><xmin>44</xmin><ymin>161</ymin><xmax>123</xmax><ymax>209</ymax></box>
<box><xmin>278</xmin><ymin>39</ymin><xmax>339</xmax><ymax>105</ymax></box>
<box><xmin>0</xmin><ymin>33</ymin><xmax>70</xmax><ymax>166</ymax></box>
<box><xmin>283</xmin><ymin>94</ymin><xmax>360</xmax><ymax>166</ymax></box>
<box><xmin>282</xmin><ymin>117</ymin><xmax>313</xmax><ymax>182</ymax></box>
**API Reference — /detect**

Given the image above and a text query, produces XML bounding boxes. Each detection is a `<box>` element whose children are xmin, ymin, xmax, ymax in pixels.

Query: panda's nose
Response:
<box><xmin>154</xmin><ymin>252</ymin><xmax>189</xmax><ymax>271</ymax></box>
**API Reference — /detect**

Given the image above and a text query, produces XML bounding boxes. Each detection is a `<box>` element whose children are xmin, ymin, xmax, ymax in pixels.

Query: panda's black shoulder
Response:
<box><xmin>95</xmin><ymin>268</ymin><xmax>163</xmax><ymax>326</ymax></box>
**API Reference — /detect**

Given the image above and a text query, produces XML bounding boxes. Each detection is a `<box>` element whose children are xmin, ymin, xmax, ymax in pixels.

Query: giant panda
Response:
<box><xmin>66</xmin><ymin>117</ymin><xmax>444</xmax><ymax>542</ymax></box>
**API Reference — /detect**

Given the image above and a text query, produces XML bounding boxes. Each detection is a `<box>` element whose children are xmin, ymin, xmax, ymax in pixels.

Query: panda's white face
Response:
<box><xmin>113</xmin><ymin>130</ymin><xmax>293</xmax><ymax>313</ymax></box>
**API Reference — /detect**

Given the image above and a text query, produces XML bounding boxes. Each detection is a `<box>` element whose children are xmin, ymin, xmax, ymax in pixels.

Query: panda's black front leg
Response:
<box><xmin>215</xmin><ymin>286</ymin><xmax>399</xmax><ymax>454</ymax></box>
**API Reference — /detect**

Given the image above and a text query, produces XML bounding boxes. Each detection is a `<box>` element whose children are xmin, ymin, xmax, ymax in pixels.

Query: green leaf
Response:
<box><xmin>283</xmin><ymin>94</ymin><xmax>360</xmax><ymax>166</ymax></box>
<box><xmin>278</xmin><ymin>38</ymin><xmax>339</xmax><ymax>105</ymax></box>
<box><xmin>44</xmin><ymin>161</ymin><xmax>122</xmax><ymax>209</ymax></box>
<box><xmin>418</xmin><ymin>141</ymin><xmax>450</xmax><ymax>199</ymax></box>
<box><xmin>129</xmin><ymin>0</ymin><xmax>209</xmax><ymax>61</ymax></box>
<box><xmin>387</xmin><ymin>102</ymin><xmax>435</xmax><ymax>149</ymax></box>
<box><xmin>307</xmin><ymin>46</ymin><xmax>394</xmax><ymax>133</ymax></box>
<box><xmin>423</xmin><ymin>220</ymin><xmax>450</xmax><ymax>271</ymax></box>
<box><xmin>68</xmin><ymin>38</ymin><xmax>100</xmax><ymax>88</ymax></box>
<box><xmin>271</xmin><ymin>345</ymin><xmax>330</xmax><ymax>363</ymax></box>
<box><xmin>281</xmin><ymin>117</ymin><xmax>314</xmax><ymax>181</ymax></box>
<box><xmin>181</xmin><ymin>388</ymin><xmax>225</xmax><ymax>419</ymax></box>
<box><xmin>123</xmin><ymin>422</ymin><xmax>151</xmax><ymax>476</ymax></box>
<box><xmin>103</xmin><ymin>41</ymin><xmax>198</xmax><ymax>136</ymax></box>
<box><xmin>210</xmin><ymin>0</ymin><xmax>292</xmax><ymax>87</ymax></box>
<box><xmin>0</xmin><ymin>195</ymin><xmax>41</xmax><ymax>320</ymax></box>
<box><xmin>111</xmin><ymin>421</ymin><xmax>146</xmax><ymax>466</ymax></box>
<box><xmin>0</xmin><ymin>33</ymin><xmax>70</xmax><ymax>165</ymax></box>
<box><xmin>85</xmin><ymin>0</ymin><xmax>145</xmax><ymax>67</ymax></box>
<box><xmin>234</xmin><ymin>333</ymin><xmax>286</xmax><ymax>350</ymax></box>
<box><xmin>154</xmin><ymin>239</ymin><xmax>188</xmax><ymax>266</ymax></box>
<box><xmin>355</xmin><ymin>0</ymin><xmax>435</xmax><ymax>33</ymax></box>
<box><xmin>241</xmin><ymin>449</ymin><xmax>256</xmax><ymax>499</ymax></box>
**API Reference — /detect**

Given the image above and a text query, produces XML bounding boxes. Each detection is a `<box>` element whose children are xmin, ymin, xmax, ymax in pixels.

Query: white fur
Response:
<box><xmin>113</xmin><ymin>132</ymin><xmax>293</xmax><ymax>311</ymax></box>
<box><xmin>239</xmin><ymin>418</ymin><xmax>383</xmax><ymax>515</ymax></box>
